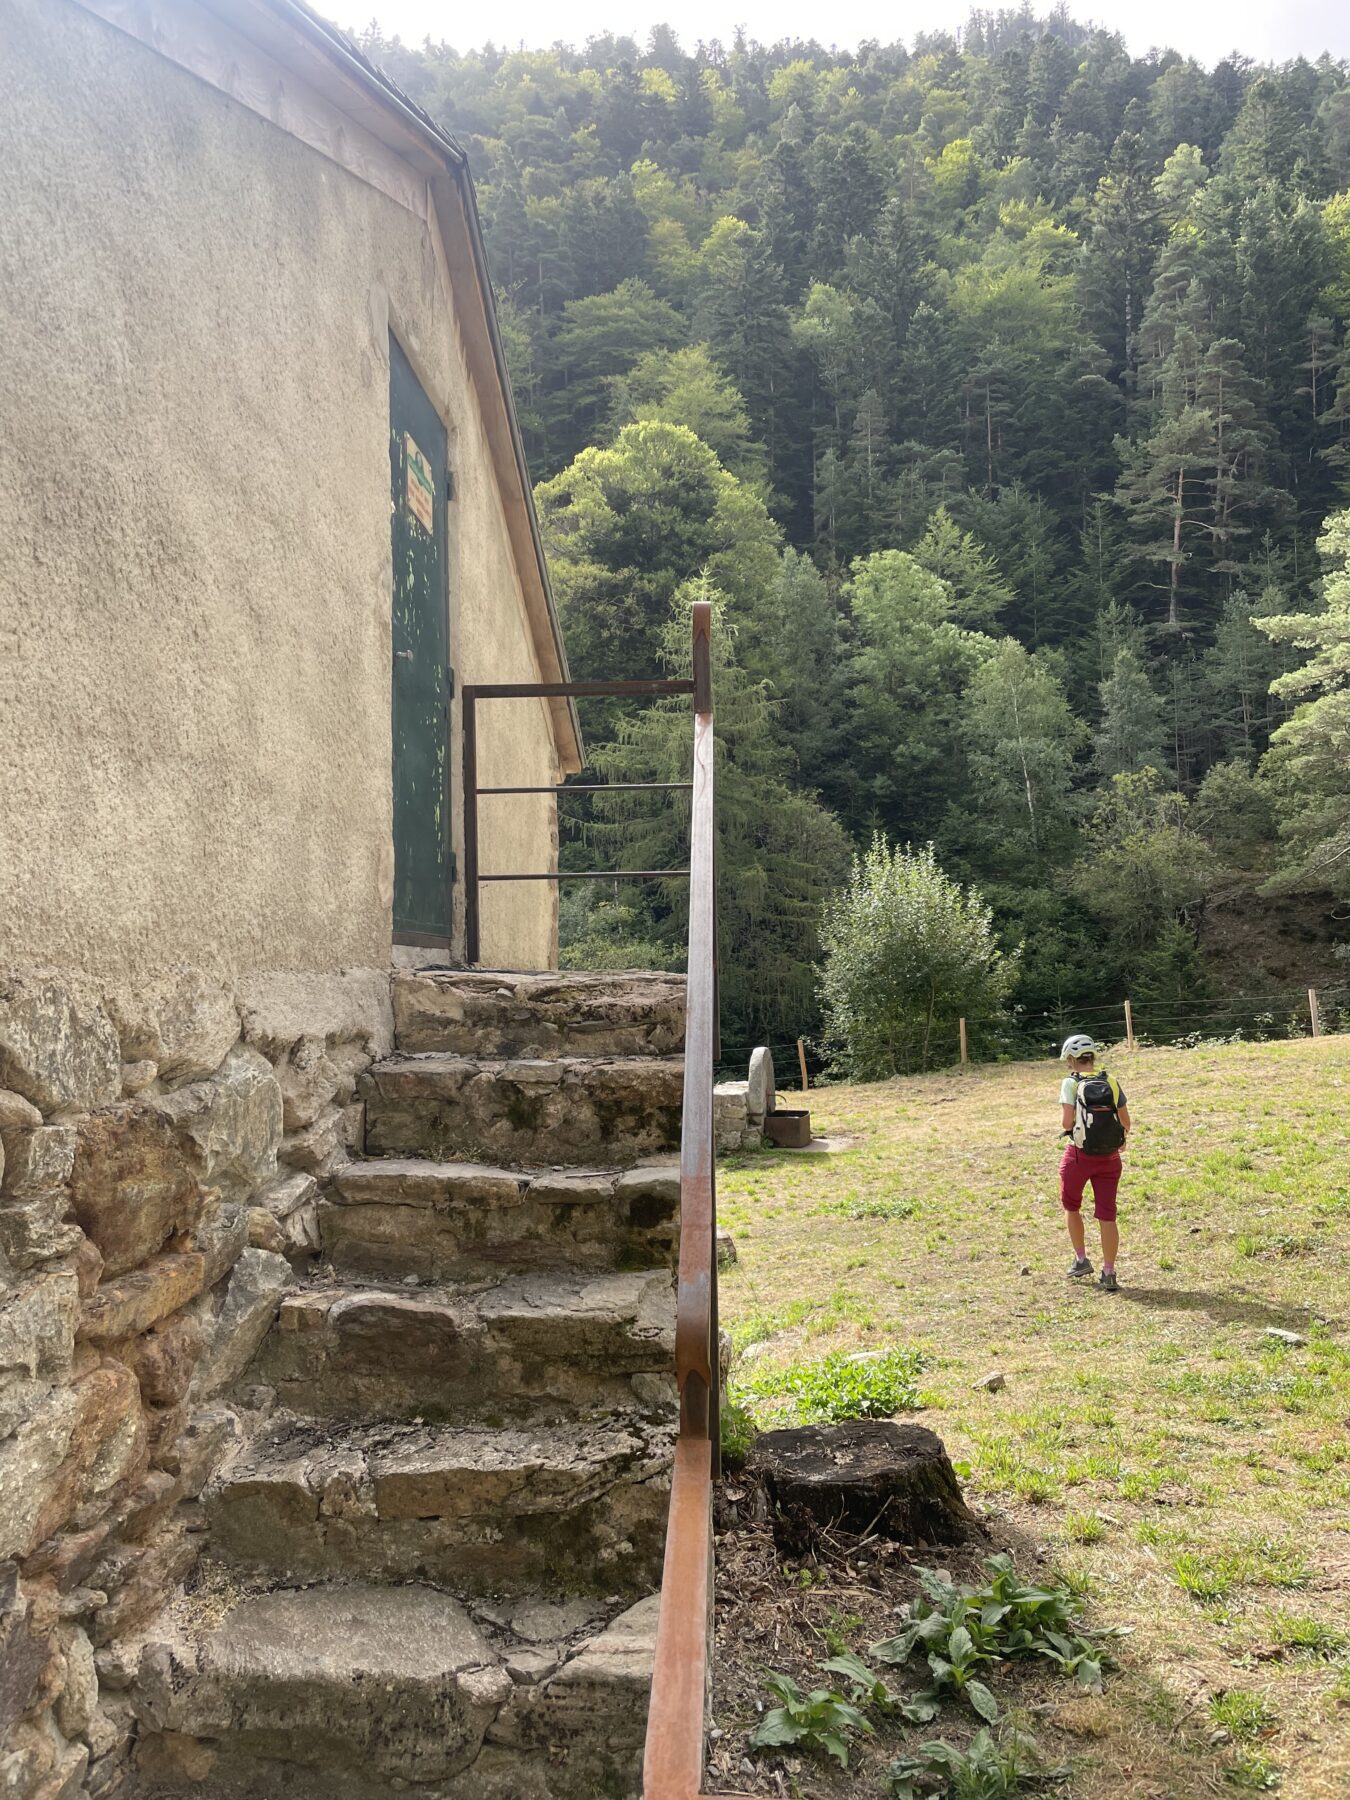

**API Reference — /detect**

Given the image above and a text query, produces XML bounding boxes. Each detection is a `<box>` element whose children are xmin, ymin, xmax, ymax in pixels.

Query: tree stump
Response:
<box><xmin>747</xmin><ymin>1420</ymin><xmax>979</xmax><ymax>1556</ymax></box>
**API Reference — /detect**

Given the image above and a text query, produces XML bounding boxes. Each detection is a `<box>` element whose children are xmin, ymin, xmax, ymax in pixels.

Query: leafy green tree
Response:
<box><xmin>839</xmin><ymin>389</ymin><xmax>893</xmax><ymax>558</ymax></box>
<box><xmin>1114</xmin><ymin>336</ymin><xmax>1284</xmax><ymax>630</ymax></box>
<box><xmin>960</xmin><ymin>640</ymin><xmax>1087</xmax><ymax>865</ymax></box>
<box><xmin>1193</xmin><ymin>760</ymin><xmax>1276</xmax><ymax>861</ymax></box>
<box><xmin>1129</xmin><ymin>921</ymin><xmax>1214</xmax><ymax>1009</ymax></box>
<box><xmin>791</xmin><ymin>283</ymin><xmax>878</xmax><ymax>439</ymax></box>
<box><xmin>810</xmin><ymin>123</ymin><xmax>886</xmax><ymax>276</ymax></box>
<box><xmin>536</xmin><ymin>421</ymin><xmax>779</xmax><ymax>688</ymax></box>
<box><xmin>841</xmin><ymin>550</ymin><xmax>993</xmax><ymax>839</ymax></box>
<box><xmin>955</xmin><ymin>486</ymin><xmax>1065</xmax><ymax>645</ymax></box>
<box><xmin>1220</xmin><ymin>75</ymin><xmax>1305</xmax><ymax>188</ymax></box>
<box><xmin>540</xmin><ymin>280</ymin><xmax>685</xmax><ymax>468</ymax></box>
<box><xmin>1072</xmin><ymin>769</ymin><xmax>1218</xmax><ymax>951</ymax></box>
<box><xmin>584</xmin><ymin>586</ymin><xmax>852</xmax><ymax>1044</ymax></box>
<box><xmin>1154</xmin><ymin>144</ymin><xmax>1210</xmax><ymax>232</ymax></box>
<box><xmin>692</xmin><ymin>218</ymin><xmax>804</xmax><ymax>510</ymax></box>
<box><xmin>820</xmin><ymin>838</ymin><xmax>1018</xmax><ymax>1077</ymax></box>
<box><xmin>840</xmin><ymin>198</ymin><xmax>935</xmax><ymax>400</ymax></box>
<box><xmin>606</xmin><ymin>344</ymin><xmax>765</xmax><ymax>482</ymax></box>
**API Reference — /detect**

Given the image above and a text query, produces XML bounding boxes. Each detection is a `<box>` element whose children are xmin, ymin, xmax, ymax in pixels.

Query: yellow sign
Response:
<box><xmin>405</xmin><ymin>434</ymin><xmax>435</xmax><ymax>533</ymax></box>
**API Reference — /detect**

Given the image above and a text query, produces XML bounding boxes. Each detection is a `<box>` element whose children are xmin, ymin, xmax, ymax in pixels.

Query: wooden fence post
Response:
<box><xmin>1124</xmin><ymin>998</ymin><xmax>1135</xmax><ymax>1052</ymax></box>
<box><xmin>796</xmin><ymin>1037</ymin><xmax>809</xmax><ymax>1092</ymax></box>
<box><xmin>1309</xmin><ymin>988</ymin><xmax>1323</xmax><ymax>1038</ymax></box>
<box><xmin>959</xmin><ymin>1018</ymin><xmax>968</xmax><ymax>1065</ymax></box>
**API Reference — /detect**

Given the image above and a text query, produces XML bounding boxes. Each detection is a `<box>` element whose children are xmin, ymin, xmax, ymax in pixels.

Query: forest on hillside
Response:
<box><xmin>362</xmin><ymin>7</ymin><xmax>1350</xmax><ymax>1058</ymax></box>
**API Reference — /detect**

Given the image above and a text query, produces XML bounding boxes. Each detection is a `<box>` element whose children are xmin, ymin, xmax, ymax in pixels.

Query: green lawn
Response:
<box><xmin>717</xmin><ymin>1035</ymin><xmax>1350</xmax><ymax>1798</ymax></box>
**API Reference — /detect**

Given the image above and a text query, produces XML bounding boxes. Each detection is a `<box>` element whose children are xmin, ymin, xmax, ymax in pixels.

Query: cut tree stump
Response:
<box><xmin>747</xmin><ymin>1420</ymin><xmax>979</xmax><ymax>1556</ymax></box>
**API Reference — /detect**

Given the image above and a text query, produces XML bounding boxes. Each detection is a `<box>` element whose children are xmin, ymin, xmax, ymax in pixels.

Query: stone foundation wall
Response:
<box><xmin>0</xmin><ymin>966</ymin><xmax>393</xmax><ymax>1799</ymax></box>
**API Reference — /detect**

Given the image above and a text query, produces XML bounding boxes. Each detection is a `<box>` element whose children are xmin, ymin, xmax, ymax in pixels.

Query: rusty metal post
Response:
<box><xmin>462</xmin><ymin>688</ymin><xmax>480</xmax><ymax>965</ymax></box>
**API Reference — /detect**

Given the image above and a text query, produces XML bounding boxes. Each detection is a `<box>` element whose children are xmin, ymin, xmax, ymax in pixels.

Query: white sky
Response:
<box><xmin>338</xmin><ymin>1</ymin><xmax>1350</xmax><ymax>68</ymax></box>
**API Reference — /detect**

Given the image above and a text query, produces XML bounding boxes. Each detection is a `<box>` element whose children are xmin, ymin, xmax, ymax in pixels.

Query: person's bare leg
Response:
<box><xmin>1066</xmin><ymin>1210</ymin><xmax>1086</xmax><ymax>1260</ymax></box>
<box><xmin>1099</xmin><ymin>1219</ymin><xmax>1119</xmax><ymax>1266</ymax></box>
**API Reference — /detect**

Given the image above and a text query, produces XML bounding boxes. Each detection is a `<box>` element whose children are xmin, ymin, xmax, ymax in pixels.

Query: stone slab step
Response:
<box><xmin>129</xmin><ymin>1581</ymin><xmax>656</xmax><ymax>1797</ymax></box>
<box><xmin>203</xmin><ymin>1412</ymin><xmax>671</xmax><ymax>1598</ymax></box>
<box><xmin>360</xmin><ymin>1054</ymin><xmax>684</xmax><ymax>1167</ymax></box>
<box><xmin>392</xmin><ymin>968</ymin><xmax>686</xmax><ymax>1059</ymax></box>
<box><xmin>253</xmin><ymin>1270</ymin><xmax>676</xmax><ymax>1425</ymax></box>
<box><xmin>132</xmin><ymin>1583</ymin><xmax>504</xmax><ymax>1785</ymax></box>
<box><xmin>322</xmin><ymin>1156</ymin><xmax>679</xmax><ymax>1281</ymax></box>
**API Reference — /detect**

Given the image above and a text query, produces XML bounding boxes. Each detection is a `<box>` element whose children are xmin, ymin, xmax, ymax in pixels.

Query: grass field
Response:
<box><xmin>716</xmin><ymin>1035</ymin><xmax>1350</xmax><ymax>1798</ymax></box>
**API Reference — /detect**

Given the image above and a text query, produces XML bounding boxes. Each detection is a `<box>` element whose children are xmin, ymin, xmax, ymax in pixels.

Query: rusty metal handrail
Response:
<box><xmin>643</xmin><ymin>600</ymin><xmax>728</xmax><ymax>1800</ymax></box>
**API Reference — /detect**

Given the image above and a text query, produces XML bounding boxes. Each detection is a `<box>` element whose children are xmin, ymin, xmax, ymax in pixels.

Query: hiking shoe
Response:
<box><xmin>1098</xmin><ymin>1269</ymin><xmax>1119</xmax><ymax>1293</ymax></box>
<box><xmin>1068</xmin><ymin>1256</ymin><xmax>1093</xmax><ymax>1279</ymax></box>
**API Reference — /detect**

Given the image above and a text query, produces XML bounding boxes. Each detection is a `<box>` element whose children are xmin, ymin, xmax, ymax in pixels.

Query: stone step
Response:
<box><xmin>129</xmin><ymin>1580</ymin><xmax>656</xmax><ymax>1797</ymax></box>
<box><xmin>203</xmin><ymin>1411</ymin><xmax>671</xmax><ymax>1598</ymax></box>
<box><xmin>253</xmin><ymin>1270</ymin><xmax>676</xmax><ymax>1425</ymax></box>
<box><xmin>322</xmin><ymin>1155</ymin><xmax>679</xmax><ymax>1281</ymax></box>
<box><xmin>360</xmin><ymin>1054</ymin><xmax>684</xmax><ymax>1167</ymax></box>
<box><xmin>392</xmin><ymin>967</ymin><xmax>686</xmax><ymax>1059</ymax></box>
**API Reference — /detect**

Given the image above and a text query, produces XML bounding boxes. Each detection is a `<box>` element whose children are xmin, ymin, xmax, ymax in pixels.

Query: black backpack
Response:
<box><xmin>1071</xmin><ymin>1072</ymin><xmax>1125</xmax><ymax>1154</ymax></box>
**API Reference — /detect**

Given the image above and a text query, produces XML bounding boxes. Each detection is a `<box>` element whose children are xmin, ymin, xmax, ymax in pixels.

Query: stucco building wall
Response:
<box><xmin>0</xmin><ymin>0</ymin><xmax>559</xmax><ymax>981</ymax></box>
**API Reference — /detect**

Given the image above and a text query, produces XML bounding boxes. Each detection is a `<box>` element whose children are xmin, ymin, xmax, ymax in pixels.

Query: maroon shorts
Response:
<box><xmin>1059</xmin><ymin>1146</ymin><xmax>1121</xmax><ymax>1222</ymax></box>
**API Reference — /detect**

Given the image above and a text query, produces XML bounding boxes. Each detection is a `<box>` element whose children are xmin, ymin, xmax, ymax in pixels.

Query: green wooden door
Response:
<box><xmin>389</xmin><ymin>336</ymin><xmax>452</xmax><ymax>942</ymax></box>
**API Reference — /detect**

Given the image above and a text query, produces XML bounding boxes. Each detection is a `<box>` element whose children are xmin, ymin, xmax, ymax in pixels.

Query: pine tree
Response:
<box><xmin>1207</xmin><ymin>583</ymin><xmax>1290</xmax><ymax>759</ymax></box>
<box><xmin>758</xmin><ymin>116</ymin><xmax>817</xmax><ymax>300</ymax></box>
<box><xmin>911</xmin><ymin>504</ymin><xmax>1014</xmax><ymax>629</ymax></box>
<box><xmin>1080</xmin><ymin>131</ymin><xmax>1162</xmax><ymax>404</ymax></box>
<box><xmin>1257</xmin><ymin>507</ymin><xmax>1350</xmax><ymax>897</ymax></box>
<box><xmin>839</xmin><ymin>388</ymin><xmax>892</xmax><ymax>557</ymax></box>
<box><xmin>841</xmin><ymin>198</ymin><xmax>934</xmax><ymax>404</ymax></box>
<box><xmin>809</xmin><ymin>123</ymin><xmax>886</xmax><ymax>276</ymax></box>
<box><xmin>1095</xmin><ymin>648</ymin><xmax>1167</xmax><ymax>777</ymax></box>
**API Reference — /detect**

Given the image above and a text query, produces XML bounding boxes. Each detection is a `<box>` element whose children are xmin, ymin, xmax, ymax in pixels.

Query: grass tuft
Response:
<box><xmin>735</xmin><ymin>1344</ymin><xmax>928</xmax><ymax>1424</ymax></box>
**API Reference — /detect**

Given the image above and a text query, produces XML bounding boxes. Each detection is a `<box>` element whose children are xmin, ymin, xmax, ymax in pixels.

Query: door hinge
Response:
<box><xmin>448</xmin><ymin>850</ymin><xmax>458</xmax><ymax>885</ymax></box>
<box><xmin>446</xmin><ymin>470</ymin><xmax>456</xmax><ymax>503</ymax></box>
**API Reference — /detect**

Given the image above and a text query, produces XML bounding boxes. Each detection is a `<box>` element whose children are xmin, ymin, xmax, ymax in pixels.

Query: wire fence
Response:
<box><xmin>716</xmin><ymin>981</ymin><xmax>1350</xmax><ymax>1084</ymax></box>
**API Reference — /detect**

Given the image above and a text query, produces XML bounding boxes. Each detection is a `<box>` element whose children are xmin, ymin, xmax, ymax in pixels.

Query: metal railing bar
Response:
<box><xmin>477</xmin><ymin>782</ymin><xmax>694</xmax><ymax>795</ymax></box>
<box><xmin>643</xmin><ymin>1438</ymin><xmax>714</xmax><ymax>1798</ymax></box>
<box><xmin>479</xmin><ymin>869</ymin><xmax>691</xmax><ymax>882</ymax></box>
<box><xmin>462</xmin><ymin>678</ymin><xmax>695</xmax><ymax>699</ymax></box>
<box><xmin>644</xmin><ymin>599</ymin><xmax>724</xmax><ymax>1800</ymax></box>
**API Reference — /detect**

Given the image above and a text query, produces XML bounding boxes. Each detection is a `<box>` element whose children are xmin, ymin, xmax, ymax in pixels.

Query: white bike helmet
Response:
<box><xmin>1060</xmin><ymin>1034</ymin><xmax>1098</xmax><ymax>1059</ymax></box>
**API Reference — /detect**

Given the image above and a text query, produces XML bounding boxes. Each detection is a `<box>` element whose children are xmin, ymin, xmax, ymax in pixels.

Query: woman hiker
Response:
<box><xmin>1057</xmin><ymin>1033</ymin><xmax>1130</xmax><ymax>1293</ymax></box>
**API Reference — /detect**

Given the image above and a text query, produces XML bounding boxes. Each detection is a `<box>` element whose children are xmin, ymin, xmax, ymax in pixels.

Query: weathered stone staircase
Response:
<box><xmin>126</xmin><ymin>969</ymin><xmax>685</xmax><ymax>1798</ymax></box>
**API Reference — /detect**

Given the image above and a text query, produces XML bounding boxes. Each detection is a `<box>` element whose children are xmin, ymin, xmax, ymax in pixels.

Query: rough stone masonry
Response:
<box><xmin>0</xmin><ymin>964</ymin><xmax>393</xmax><ymax>1799</ymax></box>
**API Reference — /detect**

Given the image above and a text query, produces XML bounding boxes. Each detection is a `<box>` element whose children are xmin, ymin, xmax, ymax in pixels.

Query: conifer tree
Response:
<box><xmin>1257</xmin><ymin>507</ymin><xmax>1350</xmax><ymax>897</ymax></box>
<box><xmin>1095</xmin><ymin>648</ymin><xmax>1168</xmax><ymax>777</ymax></box>
<box><xmin>911</xmin><ymin>505</ymin><xmax>1014</xmax><ymax>629</ymax></box>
